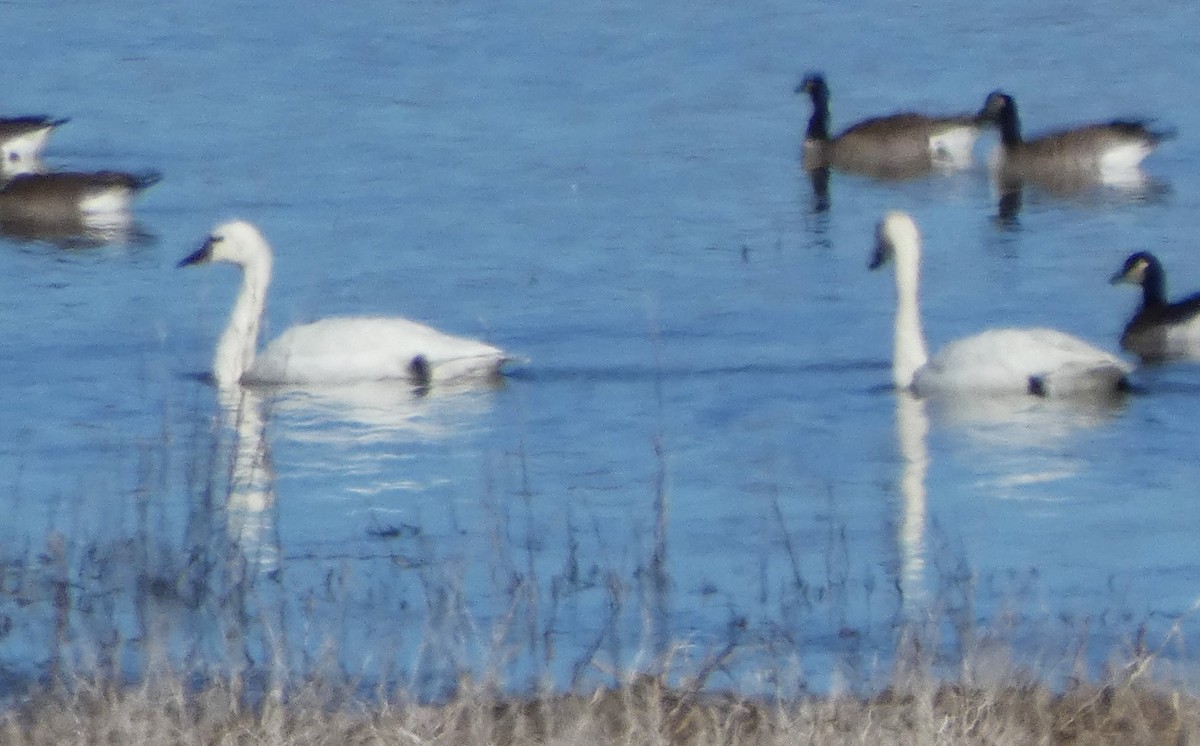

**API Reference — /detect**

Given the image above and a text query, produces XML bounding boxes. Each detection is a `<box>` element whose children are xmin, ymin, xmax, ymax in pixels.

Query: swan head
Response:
<box><xmin>870</xmin><ymin>210</ymin><xmax>920</xmax><ymax>271</ymax></box>
<box><xmin>178</xmin><ymin>220</ymin><xmax>272</xmax><ymax>269</ymax></box>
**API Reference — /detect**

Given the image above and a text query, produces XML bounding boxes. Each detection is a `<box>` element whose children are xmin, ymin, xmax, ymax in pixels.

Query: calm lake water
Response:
<box><xmin>2</xmin><ymin>0</ymin><xmax>1200</xmax><ymax>695</ymax></box>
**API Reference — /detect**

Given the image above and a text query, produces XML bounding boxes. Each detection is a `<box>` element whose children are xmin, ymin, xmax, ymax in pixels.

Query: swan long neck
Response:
<box><xmin>214</xmin><ymin>254</ymin><xmax>271</xmax><ymax>386</ymax></box>
<box><xmin>891</xmin><ymin>243</ymin><xmax>929</xmax><ymax>390</ymax></box>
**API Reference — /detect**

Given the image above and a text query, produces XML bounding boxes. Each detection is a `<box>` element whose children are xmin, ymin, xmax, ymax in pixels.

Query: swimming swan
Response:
<box><xmin>179</xmin><ymin>220</ymin><xmax>512</xmax><ymax>387</ymax></box>
<box><xmin>977</xmin><ymin>91</ymin><xmax>1171</xmax><ymax>190</ymax></box>
<box><xmin>1110</xmin><ymin>251</ymin><xmax>1200</xmax><ymax>362</ymax></box>
<box><xmin>796</xmin><ymin>72</ymin><xmax>985</xmax><ymax>177</ymax></box>
<box><xmin>871</xmin><ymin>211</ymin><xmax>1131</xmax><ymax>397</ymax></box>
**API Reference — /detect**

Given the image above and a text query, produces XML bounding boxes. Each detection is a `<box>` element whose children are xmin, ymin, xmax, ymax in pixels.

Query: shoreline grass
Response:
<box><xmin>2</xmin><ymin>648</ymin><xmax>1196</xmax><ymax>744</ymax></box>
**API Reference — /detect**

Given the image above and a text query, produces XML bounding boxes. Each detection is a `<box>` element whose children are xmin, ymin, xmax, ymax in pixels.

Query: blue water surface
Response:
<box><xmin>1</xmin><ymin>0</ymin><xmax>1199</xmax><ymax>695</ymax></box>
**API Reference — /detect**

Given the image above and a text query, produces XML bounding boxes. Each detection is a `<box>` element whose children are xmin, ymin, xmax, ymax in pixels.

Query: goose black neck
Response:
<box><xmin>804</xmin><ymin>82</ymin><xmax>831</xmax><ymax>141</ymax></box>
<box><xmin>1142</xmin><ymin>258</ymin><xmax>1168</xmax><ymax>307</ymax></box>
<box><xmin>997</xmin><ymin>99</ymin><xmax>1023</xmax><ymax>146</ymax></box>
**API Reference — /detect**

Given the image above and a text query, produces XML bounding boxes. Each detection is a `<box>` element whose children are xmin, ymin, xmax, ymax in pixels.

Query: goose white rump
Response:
<box><xmin>180</xmin><ymin>220</ymin><xmax>512</xmax><ymax>387</ymax></box>
<box><xmin>871</xmin><ymin>211</ymin><xmax>1130</xmax><ymax>398</ymax></box>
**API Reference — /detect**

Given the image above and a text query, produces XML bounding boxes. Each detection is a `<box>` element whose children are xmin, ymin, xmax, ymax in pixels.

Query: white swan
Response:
<box><xmin>871</xmin><ymin>211</ymin><xmax>1131</xmax><ymax>397</ymax></box>
<box><xmin>179</xmin><ymin>220</ymin><xmax>512</xmax><ymax>387</ymax></box>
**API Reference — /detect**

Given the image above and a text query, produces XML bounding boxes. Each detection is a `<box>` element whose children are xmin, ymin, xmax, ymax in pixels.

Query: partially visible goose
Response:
<box><xmin>0</xmin><ymin>115</ymin><xmax>68</xmax><ymax>176</ymax></box>
<box><xmin>0</xmin><ymin>170</ymin><xmax>161</xmax><ymax>223</ymax></box>
<box><xmin>978</xmin><ymin>91</ymin><xmax>1171</xmax><ymax>190</ymax></box>
<box><xmin>871</xmin><ymin>211</ymin><xmax>1131</xmax><ymax>397</ymax></box>
<box><xmin>795</xmin><ymin>72</ymin><xmax>985</xmax><ymax>177</ymax></box>
<box><xmin>179</xmin><ymin>220</ymin><xmax>513</xmax><ymax>388</ymax></box>
<box><xmin>1110</xmin><ymin>251</ymin><xmax>1200</xmax><ymax>362</ymax></box>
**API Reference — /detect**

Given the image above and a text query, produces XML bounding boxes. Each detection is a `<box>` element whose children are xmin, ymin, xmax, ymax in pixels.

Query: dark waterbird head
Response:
<box><xmin>795</xmin><ymin>72</ymin><xmax>831</xmax><ymax>141</ymax></box>
<box><xmin>794</xmin><ymin>72</ymin><xmax>828</xmax><ymax>98</ymax></box>
<box><xmin>977</xmin><ymin>90</ymin><xmax>1021</xmax><ymax>144</ymax></box>
<box><xmin>1110</xmin><ymin>251</ymin><xmax>1166</xmax><ymax>306</ymax></box>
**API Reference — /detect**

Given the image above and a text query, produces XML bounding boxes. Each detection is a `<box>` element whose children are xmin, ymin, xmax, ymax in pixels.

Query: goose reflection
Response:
<box><xmin>993</xmin><ymin>172</ymin><xmax>1169</xmax><ymax>224</ymax></box>
<box><xmin>0</xmin><ymin>211</ymin><xmax>153</xmax><ymax>248</ymax></box>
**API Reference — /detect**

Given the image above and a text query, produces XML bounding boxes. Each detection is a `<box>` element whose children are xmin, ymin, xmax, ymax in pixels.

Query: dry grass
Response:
<box><xmin>1</xmin><ymin>653</ymin><xmax>1196</xmax><ymax>745</ymax></box>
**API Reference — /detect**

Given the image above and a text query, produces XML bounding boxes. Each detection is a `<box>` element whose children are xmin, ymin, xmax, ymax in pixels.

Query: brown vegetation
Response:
<box><xmin>1</xmin><ymin>660</ymin><xmax>1196</xmax><ymax>745</ymax></box>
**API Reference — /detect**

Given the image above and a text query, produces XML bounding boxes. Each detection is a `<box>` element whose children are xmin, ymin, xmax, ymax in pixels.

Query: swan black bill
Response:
<box><xmin>868</xmin><ymin>242</ymin><xmax>888</xmax><ymax>270</ymax></box>
<box><xmin>178</xmin><ymin>236</ymin><xmax>216</xmax><ymax>268</ymax></box>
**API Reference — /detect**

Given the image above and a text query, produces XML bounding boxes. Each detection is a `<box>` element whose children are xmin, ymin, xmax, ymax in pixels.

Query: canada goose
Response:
<box><xmin>179</xmin><ymin>220</ymin><xmax>513</xmax><ymax>387</ymax></box>
<box><xmin>1110</xmin><ymin>251</ymin><xmax>1200</xmax><ymax>362</ymax></box>
<box><xmin>795</xmin><ymin>72</ymin><xmax>984</xmax><ymax>177</ymax></box>
<box><xmin>978</xmin><ymin>91</ymin><xmax>1171</xmax><ymax>191</ymax></box>
<box><xmin>0</xmin><ymin>170</ymin><xmax>161</xmax><ymax>220</ymax></box>
<box><xmin>871</xmin><ymin>211</ymin><xmax>1131</xmax><ymax>397</ymax></box>
<box><xmin>0</xmin><ymin>115</ymin><xmax>68</xmax><ymax>176</ymax></box>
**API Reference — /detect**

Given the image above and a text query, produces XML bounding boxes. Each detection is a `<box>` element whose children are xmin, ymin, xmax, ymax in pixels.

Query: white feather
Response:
<box><xmin>1098</xmin><ymin>141</ymin><xmax>1153</xmax><ymax>185</ymax></box>
<box><xmin>927</xmin><ymin>125</ymin><xmax>979</xmax><ymax>170</ymax></box>
<box><xmin>78</xmin><ymin>186</ymin><xmax>133</xmax><ymax>215</ymax></box>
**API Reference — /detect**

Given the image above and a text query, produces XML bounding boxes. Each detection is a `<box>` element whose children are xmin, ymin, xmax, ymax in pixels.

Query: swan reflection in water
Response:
<box><xmin>894</xmin><ymin>392</ymin><xmax>930</xmax><ymax>615</ymax></box>
<box><xmin>216</xmin><ymin>385</ymin><xmax>278</xmax><ymax>571</ymax></box>
<box><xmin>211</xmin><ymin>377</ymin><xmax>504</xmax><ymax>569</ymax></box>
<box><xmin>268</xmin><ymin>377</ymin><xmax>503</xmax><ymax>440</ymax></box>
<box><xmin>890</xmin><ymin>388</ymin><xmax>1127</xmax><ymax>616</ymax></box>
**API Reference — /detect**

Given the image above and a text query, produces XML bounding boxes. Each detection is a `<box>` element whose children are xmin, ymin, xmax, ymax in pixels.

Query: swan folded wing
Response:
<box><xmin>913</xmin><ymin>328</ymin><xmax>1130</xmax><ymax>396</ymax></box>
<box><xmin>244</xmin><ymin>317</ymin><xmax>507</xmax><ymax>385</ymax></box>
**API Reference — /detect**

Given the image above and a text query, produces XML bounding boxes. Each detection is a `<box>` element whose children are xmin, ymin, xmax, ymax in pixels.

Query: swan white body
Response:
<box><xmin>180</xmin><ymin>220</ymin><xmax>511</xmax><ymax>387</ymax></box>
<box><xmin>871</xmin><ymin>211</ymin><xmax>1131</xmax><ymax>398</ymax></box>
